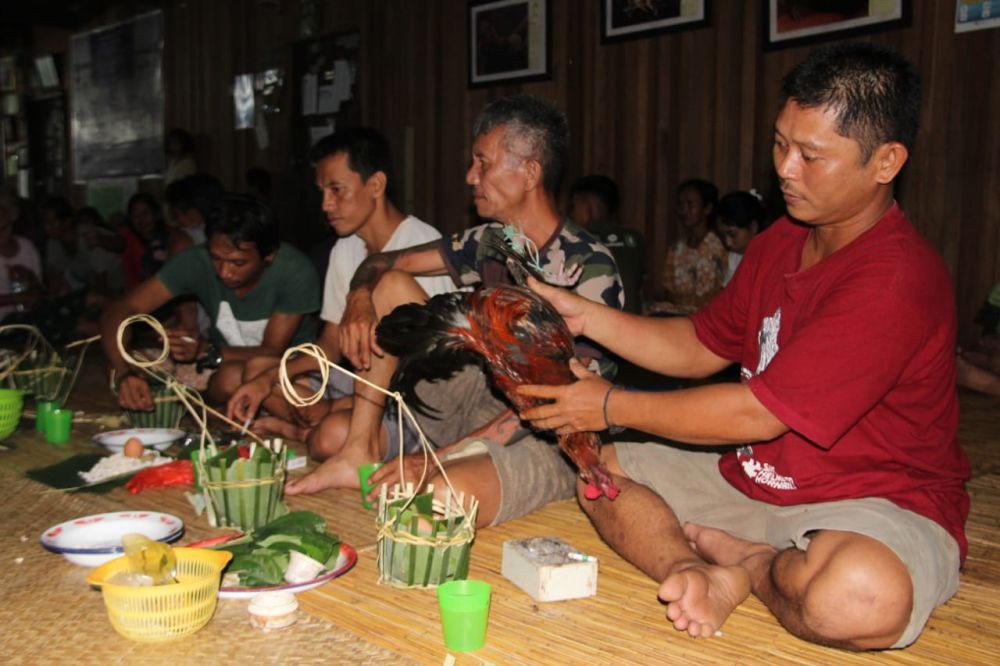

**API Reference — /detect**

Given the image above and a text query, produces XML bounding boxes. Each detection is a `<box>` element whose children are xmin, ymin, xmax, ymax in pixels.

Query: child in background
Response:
<box><xmin>716</xmin><ymin>190</ymin><xmax>767</xmax><ymax>285</ymax></box>
<box><xmin>569</xmin><ymin>175</ymin><xmax>645</xmax><ymax>314</ymax></box>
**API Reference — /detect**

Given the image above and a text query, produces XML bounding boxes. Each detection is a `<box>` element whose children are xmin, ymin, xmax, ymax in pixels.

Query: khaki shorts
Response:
<box><xmin>615</xmin><ymin>442</ymin><xmax>961</xmax><ymax>648</ymax></box>
<box><xmin>412</xmin><ymin>366</ymin><xmax>577</xmax><ymax>525</ymax></box>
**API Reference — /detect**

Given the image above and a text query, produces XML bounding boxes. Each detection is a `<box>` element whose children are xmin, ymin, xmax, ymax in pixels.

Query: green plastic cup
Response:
<box><xmin>35</xmin><ymin>399</ymin><xmax>59</xmax><ymax>433</ymax></box>
<box><xmin>358</xmin><ymin>462</ymin><xmax>383</xmax><ymax>510</ymax></box>
<box><xmin>437</xmin><ymin>579</ymin><xmax>491</xmax><ymax>652</ymax></box>
<box><xmin>44</xmin><ymin>408</ymin><xmax>73</xmax><ymax>445</ymax></box>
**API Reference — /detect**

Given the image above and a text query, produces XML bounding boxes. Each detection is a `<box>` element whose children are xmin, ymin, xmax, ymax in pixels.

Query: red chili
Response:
<box><xmin>126</xmin><ymin>460</ymin><xmax>195</xmax><ymax>494</ymax></box>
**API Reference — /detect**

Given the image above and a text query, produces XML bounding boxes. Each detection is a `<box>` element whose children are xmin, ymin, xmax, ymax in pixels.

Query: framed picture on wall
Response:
<box><xmin>469</xmin><ymin>0</ymin><xmax>550</xmax><ymax>87</ymax></box>
<box><xmin>955</xmin><ymin>1</ymin><xmax>1000</xmax><ymax>33</ymax></box>
<box><xmin>764</xmin><ymin>0</ymin><xmax>912</xmax><ymax>50</ymax></box>
<box><xmin>601</xmin><ymin>0</ymin><xmax>710</xmax><ymax>43</ymax></box>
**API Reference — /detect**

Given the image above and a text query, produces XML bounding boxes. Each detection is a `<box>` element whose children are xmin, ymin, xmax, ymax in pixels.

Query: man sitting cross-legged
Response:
<box><xmin>300</xmin><ymin>94</ymin><xmax>623</xmax><ymax>530</ymax></box>
<box><xmin>226</xmin><ymin>128</ymin><xmax>455</xmax><ymax>487</ymax></box>
<box><xmin>102</xmin><ymin>194</ymin><xmax>320</xmax><ymax>411</ymax></box>
<box><xmin>516</xmin><ymin>43</ymin><xmax>970</xmax><ymax>650</ymax></box>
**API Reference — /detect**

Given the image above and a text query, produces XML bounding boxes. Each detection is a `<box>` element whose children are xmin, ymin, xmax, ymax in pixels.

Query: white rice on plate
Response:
<box><xmin>78</xmin><ymin>452</ymin><xmax>172</xmax><ymax>484</ymax></box>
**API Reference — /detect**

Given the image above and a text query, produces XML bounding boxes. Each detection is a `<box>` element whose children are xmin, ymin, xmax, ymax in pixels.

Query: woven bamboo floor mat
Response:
<box><xmin>1</xmin><ymin>358</ymin><xmax>998</xmax><ymax>664</ymax></box>
<box><xmin>0</xmin><ymin>475</ymin><xmax>412</xmax><ymax>665</ymax></box>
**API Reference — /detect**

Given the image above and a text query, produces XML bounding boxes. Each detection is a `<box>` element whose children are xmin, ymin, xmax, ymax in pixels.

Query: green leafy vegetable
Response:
<box><xmin>217</xmin><ymin>510</ymin><xmax>341</xmax><ymax>586</ymax></box>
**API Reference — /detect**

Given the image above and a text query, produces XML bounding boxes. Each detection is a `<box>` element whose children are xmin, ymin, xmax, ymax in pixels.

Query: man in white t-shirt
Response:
<box><xmin>228</xmin><ymin>128</ymin><xmax>455</xmax><ymax>487</ymax></box>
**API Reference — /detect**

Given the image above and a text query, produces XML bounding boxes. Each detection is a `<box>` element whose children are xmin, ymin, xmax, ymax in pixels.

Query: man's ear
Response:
<box><xmin>873</xmin><ymin>142</ymin><xmax>909</xmax><ymax>184</ymax></box>
<box><xmin>520</xmin><ymin>159</ymin><xmax>543</xmax><ymax>191</ymax></box>
<box><xmin>366</xmin><ymin>170</ymin><xmax>388</xmax><ymax>199</ymax></box>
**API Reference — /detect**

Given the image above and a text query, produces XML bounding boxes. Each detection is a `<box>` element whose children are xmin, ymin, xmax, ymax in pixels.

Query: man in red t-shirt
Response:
<box><xmin>518</xmin><ymin>43</ymin><xmax>970</xmax><ymax>650</ymax></box>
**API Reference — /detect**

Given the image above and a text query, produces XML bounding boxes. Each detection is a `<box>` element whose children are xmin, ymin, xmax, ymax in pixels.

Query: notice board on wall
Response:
<box><xmin>288</xmin><ymin>31</ymin><xmax>361</xmax><ymax>250</ymax></box>
<box><xmin>71</xmin><ymin>10</ymin><xmax>164</xmax><ymax>181</ymax></box>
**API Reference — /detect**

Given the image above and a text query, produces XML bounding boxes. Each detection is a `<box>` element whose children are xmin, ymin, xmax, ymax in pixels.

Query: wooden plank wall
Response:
<box><xmin>152</xmin><ymin>0</ymin><xmax>999</xmax><ymax>346</ymax></box>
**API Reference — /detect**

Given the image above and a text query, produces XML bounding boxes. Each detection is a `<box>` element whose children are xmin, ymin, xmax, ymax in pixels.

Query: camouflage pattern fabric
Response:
<box><xmin>440</xmin><ymin>219</ymin><xmax>624</xmax><ymax>377</ymax></box>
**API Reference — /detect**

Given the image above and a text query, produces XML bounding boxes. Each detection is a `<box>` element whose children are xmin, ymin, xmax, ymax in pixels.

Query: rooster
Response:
<box><xmin>376</xmin><ymin>279</ymin><xmax>620</xmax><ymax>501</ymax></box>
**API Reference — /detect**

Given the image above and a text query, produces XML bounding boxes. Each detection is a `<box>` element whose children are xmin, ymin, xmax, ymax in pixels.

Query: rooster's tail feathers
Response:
<box><xmin>375</xmin><ymin>291</ymin><xmax>477</xmax><ymax>415</ymax></box>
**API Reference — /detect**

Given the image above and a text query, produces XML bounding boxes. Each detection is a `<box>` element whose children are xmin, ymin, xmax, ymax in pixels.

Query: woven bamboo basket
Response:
<box><xmin>114</xmin><ymin>314</ymin><xmax>282</xmax><ymax>531</ymax></box>
<box><xmin>0</xmin><ymin>325</ymin><xmax>95</xmax><ymax>403</ymax></box>
<box><xmin>273</xmin><ymin>342</ymin><xmax>480</xmax><ymax>589</ymax></box>
<box><xmin>195</xmin><ymin>438</ymin><xmax>288</xmax><ymax>531</ymax></box>
<box><xmin>376</xmin><ymin>483</ymin><xmax>477</xmax><ymax>588</ymax></box>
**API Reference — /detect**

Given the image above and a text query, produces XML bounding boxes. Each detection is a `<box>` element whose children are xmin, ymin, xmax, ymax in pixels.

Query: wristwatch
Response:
<box><xmin>196</xmin><ymin>344</ymin><xmax>224</xmax><ymax>372</ymax></box>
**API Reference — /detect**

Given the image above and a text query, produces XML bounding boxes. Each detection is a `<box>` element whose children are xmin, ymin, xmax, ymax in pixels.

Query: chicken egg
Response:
<box><xmin>123</xmin><ymin>437</ymin><xmax>145</xmax><ymax>458</ymax></box>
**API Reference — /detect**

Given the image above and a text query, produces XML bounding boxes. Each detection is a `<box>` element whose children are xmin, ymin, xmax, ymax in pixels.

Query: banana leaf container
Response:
<box><xmin>376</xmin><ymin>483</ymin><xmax>477</xmax><ymax>588</ymax></box>
<box><xmin>124</xmin><ymin>385</ymin><xmax>185</xmax><ymax>428</ymax></box>
<box><xmin>195</xmin><ymin>439</ymin><xmax>288</xmax><ymax>531</ymax></box>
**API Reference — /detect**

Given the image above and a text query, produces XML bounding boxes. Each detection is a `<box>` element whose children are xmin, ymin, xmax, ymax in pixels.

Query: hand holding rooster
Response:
<box><xmin>517</xmin><ymin>358</ymin><xmax>613</xmax><ymax>436</ymax></box>
<box><xmin>523</xmin><ymin>275</ymin><xmax>594</xmax><ymax>338</ymax></box>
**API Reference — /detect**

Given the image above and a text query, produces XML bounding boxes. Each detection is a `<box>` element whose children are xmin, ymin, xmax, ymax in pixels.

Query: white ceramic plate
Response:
<box><xmin>40</xmin><ymin>511</ymin><xmax>184</xmax><ymax>567</ymax></box>
<box><xmin>92</xmin><ymin>428</ymin><xmax>187</xmax><ymax>453</ymax></box>
<box><xmin>217</xmin><ymin>543</ymin><xmax>358</xmax><ymax>600</ymax></box>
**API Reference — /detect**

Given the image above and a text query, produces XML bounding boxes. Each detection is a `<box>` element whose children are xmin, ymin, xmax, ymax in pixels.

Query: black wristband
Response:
<box><xmin>603</xmin><ymin>384</ymin><xmax>625</xmax><ymax>435</ymax></box>
<box><xmin>196</xmin><ymin>344</ymin><xmax>223</xmax><ymax>372</ymax></box>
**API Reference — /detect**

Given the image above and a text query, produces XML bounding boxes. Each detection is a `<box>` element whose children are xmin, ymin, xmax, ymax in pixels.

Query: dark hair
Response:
<box><xmin>127</xmin><ymin>191</ymin><xmax>161</xmax><ymax>219</ymax></box>
<box><xmin>39</xmin><ymin>196</ymin><xmax>74</xmax><ymax>222</ymax></box>
<box><xmin>205</xmin><ymin>193</ymin><xmax>280</xmax><ymax>258</ymax></box>
<box><xmin>165</xmin><ymin>173</ymin><xmax>224</xmax><ymax>218</ymax></box>
<box><xmin>309</xmin><ymin>127</ymin><xmax>396</xmax><ymax>203</ymax></box>
<box><xmin>677</xmin><ymin>178</ymin><xmax>718</xmax><ymax>208</ymax></box>
<box><xmin>780</xmin><ymin>42</ymin><xmax>921</xmax><ymax>162</ymax></box>
<box><xmin>570</xmin><ymin>175</ymin><xmax>620</xmax><ymax>216</ymax></box>
<box><xmin>76</xmin><ymin>206</ymin><xmax>106</xmax><ymax>227</ymax></box>
<box><xmin>165</xmin><ymin>128</ymin><xmax>196</xmax><ymax>155</ymax></box>
<box><xmin>716</xmin><ymin>191</ymin><xmax>766</xmax><ymax>231</ymax></box>
<box><xmin>245</xmin><ymin>166</ymin><xmax>272</xmax><ymax>199</ymax></box>
<box><xmin>472</xmin><ymin>94</ymin><xmax>569</xmax><ymax>193</ymax></box>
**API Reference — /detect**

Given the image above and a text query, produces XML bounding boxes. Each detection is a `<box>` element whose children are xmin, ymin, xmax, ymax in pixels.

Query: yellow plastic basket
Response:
<box><xmin>0</xmin><ymin>388</ymin><xmax>24</xmax><ymax>440</ymax></box>
<box><xmin>86</xmin><ymin>547</ymin><xmax>232</xmax><ymax>642</ymax></box>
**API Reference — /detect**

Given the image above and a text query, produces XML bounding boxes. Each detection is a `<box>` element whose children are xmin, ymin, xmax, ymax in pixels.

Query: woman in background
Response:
<box><xmin>650</xmin><ymin>178</ymin><xmax>726</xmax><ymax>315</ymax></box>
<box><xmin>120</xmin><ymin>192</ymin><xmax>170</xmax><ymax>288</ymax></box>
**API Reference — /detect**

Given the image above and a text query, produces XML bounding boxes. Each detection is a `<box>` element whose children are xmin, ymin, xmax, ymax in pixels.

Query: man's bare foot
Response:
<box><xmin>657</xmin><ymin>522</ymin><xmax>779</xmax><ymax>638</ymax></box>
<box><xmin>658</xmin><ymin>559</ymin><xmax>751</xmax><ymax>638</ymax></box>
<box><xmin>683</xmin><ymin>522</ymin><xmax>777</xmax><ymax>571</ymax></box>
<box><xmin>285</xmin><ymin>456</ymin><xmax>363</xmax><ymax>495</ymax></box>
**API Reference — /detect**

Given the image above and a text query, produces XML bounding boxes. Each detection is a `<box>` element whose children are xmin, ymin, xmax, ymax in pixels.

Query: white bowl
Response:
<box><xmin>40</xmin><ymin>511</ymin><xmax>184</xmax><ymax>567</ymax></box>
<box><xmin>92</xmin><ymin>428</ymin><xmax>187</xmax><ymax>453</ymax></box>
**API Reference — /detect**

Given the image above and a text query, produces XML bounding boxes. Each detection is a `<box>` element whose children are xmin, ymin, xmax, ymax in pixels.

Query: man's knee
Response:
<box><xmin>432</xmin><ymin>454</ymin><xmax>501</xmax><ymax>526</ymax></box>
<box><xmin>307</xmin><ymin>412</ymin><xmax>350</xmax><ymax>460</ymax></box>
<box><xmin>372</xmin><ymin>270</ymin><xmax>428</xmax><ymax>316</ymax></box>
<box><xmin>207</xmin><ymin>361</ymin><xmax>244</xmax><ymax>401</ymax></box>
<box><xmin>242</xmin><ymin>354</ymin><xmax>277</xmax><ymax>381</ymax></box>
<box><xmin>794</xmin><ymin>532</ymin><xmax>913</xmax><ymax>648</ymax></box>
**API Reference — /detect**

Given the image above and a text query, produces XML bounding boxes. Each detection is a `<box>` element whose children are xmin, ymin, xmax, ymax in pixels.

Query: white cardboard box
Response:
<box><xmin>501</xmin><ymin>536</ymin><xmax>597</xmax><ymax>602</ymax></box>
